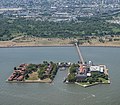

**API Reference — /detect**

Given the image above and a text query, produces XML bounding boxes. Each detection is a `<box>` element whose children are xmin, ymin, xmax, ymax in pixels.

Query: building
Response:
<box><xmin>90</xmin><ymin>65</ymin><xmax>106</xmax><ymax>73</ymax></box>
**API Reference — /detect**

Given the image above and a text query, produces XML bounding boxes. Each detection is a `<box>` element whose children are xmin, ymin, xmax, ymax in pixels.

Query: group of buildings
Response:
<box><xmin>44</xmin><ymin>64</ymin><xmax>53</xmax><ymax>77</ymax></box>
<box><xmin>76</xmin><ymin>61</ymin><xmax>108</xmax><ymax>81</ymax></box>
<box><xmin>0</xmin><ymin>0</ymin><xmax>120</xmax><ymax>21</ymax></box>
<box><xmin>8</xmin><ymin>64</ymin><xmax>28</xmax><ymax>81</ymax></box>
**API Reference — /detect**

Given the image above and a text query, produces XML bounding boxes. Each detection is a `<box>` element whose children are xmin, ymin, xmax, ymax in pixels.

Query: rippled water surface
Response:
<box><xmin>0</xmin><ymin>47</ymin><xmax>120</xmax><ymax>105</ymax></box>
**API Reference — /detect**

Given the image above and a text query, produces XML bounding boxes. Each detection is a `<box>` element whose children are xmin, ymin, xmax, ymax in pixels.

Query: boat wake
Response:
<box><xmin>91</xmin><ymin>94</ymin><xmax>96</xmax><ymax>97</ymax></box>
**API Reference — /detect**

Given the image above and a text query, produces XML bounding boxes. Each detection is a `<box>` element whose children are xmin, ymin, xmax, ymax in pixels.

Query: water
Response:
<box><xmin>0</xmin><ymin>47</ymin><xmax>120</xmax><ymax>105</ymax></box>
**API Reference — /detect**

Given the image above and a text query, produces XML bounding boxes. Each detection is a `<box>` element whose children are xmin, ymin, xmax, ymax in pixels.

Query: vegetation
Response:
<box><xmin>27</xmin><ymin>72</ymin><xmax>39</xmax><ymax>80</ymax></box>
<box><xmin>0</xmin><ymin>16</ymin><xmax>120</xmax><ymax>41</ymax></box>
<box><xmin>80</xmin><ymin>71</ymin><xmax>109</xmax><ymax>84</ymax></box>
<box><xmin>37</xmin><ymin>62</ymin><xmax>58</xmax><ymax>80</ymax></box>
<box><xmin>67</xmin><ymin>63</ymin><xmax>109</xmax><ymax>86</ymax></box>
<box><xmin>67</xmin><ymin>73</ymin><xmax>76</xmax><ymax>82</ymax></box>
<box><xmin>67</xmin><ymin>64</ymin><xmax>78</xmax><ymax>82</ymax></box>
<box><xmin>26</xmin><ymin>64</ymin><xmax>37</xmax><ymax>73</ymax></box>
<box><xmin>69</xmin><ymin>64</ymin><xmax>78</xmax><ymax>73</ymax></box>
<box><xmin>25</xmin><ymin>61</ymin><xmax>58</xmax><ymax>80</ymax></box>
<box><xmin>50</xmin><ymin>64</ymin><xmax>58</xmax><ymax>80</ymax></box>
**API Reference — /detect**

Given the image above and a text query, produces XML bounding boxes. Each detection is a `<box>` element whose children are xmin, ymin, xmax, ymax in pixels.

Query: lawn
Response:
<box><xmin>99</xmin><ymin>78</ymin><xmax>109</xmax><ymax>83</ymax></box>
<box><xmin>27</xmin><ymin>72</ymin><xmax>39</xmax><ymax>80</ymax></box>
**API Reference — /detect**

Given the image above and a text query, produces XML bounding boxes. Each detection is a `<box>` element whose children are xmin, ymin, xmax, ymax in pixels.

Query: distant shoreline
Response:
<box><xmin>0</xmin><ymin>36</ymin><xmax>120</xmax><ymax>48</ymax></box>
<box><xmin>0</xmin><ymin>45</ymin><xmax>120</xmax><ymax>48</ymax></box>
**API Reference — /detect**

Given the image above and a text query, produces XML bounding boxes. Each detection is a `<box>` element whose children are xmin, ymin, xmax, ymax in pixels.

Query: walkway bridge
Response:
<box><xmin>75</xmin><ymin>42</ymin><xmax>84</xmax><ymax>64</ymax></box>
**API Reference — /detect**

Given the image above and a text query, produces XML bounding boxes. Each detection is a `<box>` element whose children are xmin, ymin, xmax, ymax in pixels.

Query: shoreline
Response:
<box><xmin>75</xmin><ymin>82</ymin><xmax>110</xmax><ymax>88</ymax></box>
<box><xmin>0</xmin><ymin>44</ymin><xmax>120</xmax><ymax>48</ymax></box>
<box><xmin>6</xmin><ymin>78</ymin><xmax>52</xmax><ymax>83</ymax></box>
<box><xmin>0</xmin><ymin>36</ymin><xmax>120</xmax><ymax>48</ymax></box>
<box><xmin>0</xmin><ymin>37</ymin><xmax>120</xmax><ymax>48</ymax></box>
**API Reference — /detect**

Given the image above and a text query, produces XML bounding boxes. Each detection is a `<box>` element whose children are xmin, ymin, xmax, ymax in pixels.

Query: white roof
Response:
<box><xmin>90</xmin><ymin>66</ymin><xmax>100</xmax><ymax>71</ymax></box>
<box><xmin>87</xmin><ymin>73</ymin><xmax>91</xmax><ymax>76</ymax></box>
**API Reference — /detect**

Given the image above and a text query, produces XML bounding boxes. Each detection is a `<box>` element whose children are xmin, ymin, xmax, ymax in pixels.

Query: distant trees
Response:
<box><xmin>0</xmin><ymin>16</ymin><xmax>120</xmax><ymax>40</ymax></box>
<box><xmin>99</xmin><ymin>38</ymin><xmax>105</xmax><ymax>43</ymax></box>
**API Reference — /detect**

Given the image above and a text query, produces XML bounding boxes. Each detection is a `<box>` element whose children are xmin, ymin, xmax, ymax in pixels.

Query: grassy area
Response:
<box><xmin>0</xmin><ymin>35</ymin><xmax>120</xmax><ymax>47</ymax></box>
<box><xmin>75</xmin><ymin>82</ymin><xmax>100</xmax><ymax>87</ymax></box>
<box><xmin>26</xmin><ymin>72</ymin><xmax>52</xmax><ymax>83</ymax></box>
<box><xmin>99</xmin><ymin>78</ymin><xmax>109</xmax><ymax>83</ymax></box>
<box><xmin>79</xmin><ymin>82</ymin><xmax>91</xmax><ymax>86</ymax></box>
<box><xmin>76</xmin><ymin>78</ymin><xmax>109</xmax><ymax>87</ymax></box>
<box><xmin>112</xmin><ymin>28</ymin><xmax>120</xmax><ymax>33</ymax></box>
<box><xmin>27</xmin><ymin>72</ymin><xmax>39</xmax><ymax>80</ymax></box>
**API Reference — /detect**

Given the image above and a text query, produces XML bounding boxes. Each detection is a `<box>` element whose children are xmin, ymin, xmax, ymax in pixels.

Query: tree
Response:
<box><xmin>26</xmin><ymin>64</ymin><xmax>37</xmax><ymax>73</ymax></box>
<box><xmin>87</xmin><ymin>77</ymin><xmax>93</xmax><ymax>84</ymax></box>
<box><xmin>89</xmin><ymin>79</ymin><xmax>92</xmax><ymax>84</ymax></box>
<box><xmin>69</xmin><ymin>64</ymin><xmax>77</xmax><ymax>73</ymax></box>
<box><xmin>99</xmin><ymin>80</ymin><xmax>102</xmax><ymax>83</ymax></box>
<box><xmin>99</xmin><ymin>38</ymin><xmax>105</xmax><ymax>43</ymax></box>
<box><xmin>37</xmin><ymin>68</ymin><xmax>45</xmax><ymax>79</ymax></box>
<box><xmin>43</xmin><ymin>61</ymin><xmax>48</xmax><ymax>65</ymax></box>
<box><xmin>67</xmin><ymin>73</ymin><xmax>76</xmax><ymax>82</ymax></box>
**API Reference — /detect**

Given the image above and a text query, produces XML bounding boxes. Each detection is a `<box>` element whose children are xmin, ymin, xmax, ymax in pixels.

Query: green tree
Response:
<box><xmin>67</xmin><ymin>73</ymin><xmax>76</xmax><ymax>82</ymax></box>
<box><xmin>37</xmin><ymin>68</ymin><xmax>45</xmax><ymax>79</ymax></box>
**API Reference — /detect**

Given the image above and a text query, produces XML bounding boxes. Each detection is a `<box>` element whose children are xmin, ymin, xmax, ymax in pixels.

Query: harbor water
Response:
<box><xmin>0</xmin><ymin>47</ymin><xmax>120</xmax><ymax>105</ymax></box>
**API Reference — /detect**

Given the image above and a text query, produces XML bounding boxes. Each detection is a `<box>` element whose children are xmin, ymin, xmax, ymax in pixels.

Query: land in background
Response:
<box><xmin>0</xmin><ymin>35</ymin><xmax>120</xmax><ymax>47</ymax></box>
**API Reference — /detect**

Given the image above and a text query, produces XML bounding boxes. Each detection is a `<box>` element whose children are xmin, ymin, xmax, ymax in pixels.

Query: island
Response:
<box><xmin>7</xmin><ymin>61</ymin><xmax>58</xmax><ymax>83</ymax></box>
<box><xmin>7</xmin><ymin>60</ymin><xmax>110</xmax><ymax>88</ymax></box>
<box><xmin>65</xmin><ymin>61</ymin><xmax>110</xmax><ymax>87</ymax></box>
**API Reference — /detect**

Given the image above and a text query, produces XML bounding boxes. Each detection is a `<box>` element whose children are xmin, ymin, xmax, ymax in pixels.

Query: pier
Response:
<box><xmin>75</xmin><ymin>42</ymin><xmax>84</xmax><ymax>64</ymax></box>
